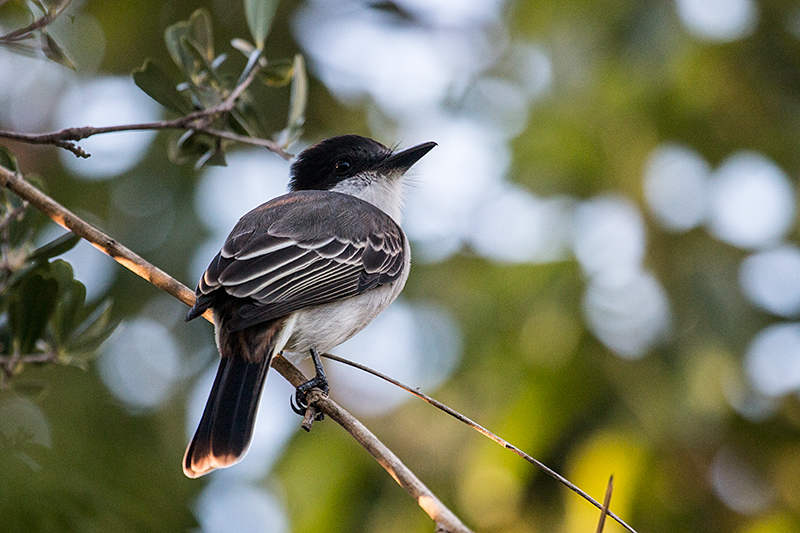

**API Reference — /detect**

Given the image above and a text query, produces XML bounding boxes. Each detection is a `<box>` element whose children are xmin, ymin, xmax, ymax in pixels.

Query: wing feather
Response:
<box><xmin>187</xmin><ymin>190</ymin><xmax>406</xmax><ymax>330</ymax></box>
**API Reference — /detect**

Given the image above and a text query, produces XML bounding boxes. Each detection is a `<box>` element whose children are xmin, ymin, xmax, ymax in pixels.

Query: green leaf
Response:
<box><xmin>9</xmin><ymin>271</ymin><xmax>59</xmax><ymax>353</ymax></box>
<box><xmin>168</xmin><ymin>131</ymin><xmax>216</xmax><ymax>165</ymax></box>
<box><xmin>230</xmin><ymin>38</ymin><xmax>256</xmax><ymax>57</ymax></box>
<box><xmin>286</xmin><ymin>54</ymin><xmax>307</xmax><ymax>139</ymax></box>
<box><xmin>229</xmin><ymin>99</ymin><xmax>266</xmax><ymax>138</ymax></box>
<box><xmin>132</xmin><ymin>58</ymin><xmax>192</xmax><ymax>114</ymax></box>
<box><xmin>66</xmin><ymin>299</ymin><xmax>116</xmax><ymax>354</ymax></box>
<box><xmin>164</xmin><ymin>20</ymin><xmax>196</xmax><ymax>77</ymax></box>
<box><xmin>258</xmin><ymin>58</ymin><xmax>293</xmax><ymax>86</ymax></box>
<box><xmin>244</xmin><ymin>0</ymin><xmax>279</xmax><ymax>49</ymax></box>
<box><xmin>40</xmin><ymin>31</ymin><xmax>75</xmax><ymax>70</ymax></box>
<box><xmin>28</xmin><ymin>233</ymin><xmax>80</xmax><ymax>264</ymax></box>
<box><xmin>237</xmin><ymin>48</ymin><xmax>263</xmax><ymax>86</ymax></box>
<box><xmin>51</xmin><ymin>277</ymin><xmax>86</xmax><ymax>346</ymax></box>
<box><xmin>194</xmin><ymin>145</ymin><xmax>228</xmax><ymax>169</ymax></box>
<box><xmin>0</xmin><ymin>145</ymin><xmax>19</xmax><ymax>172</ymax></box>
<box><xmin>188</xmin><ymin>8</ymin><xmax>214</xmax><ymax>61</ymax></box>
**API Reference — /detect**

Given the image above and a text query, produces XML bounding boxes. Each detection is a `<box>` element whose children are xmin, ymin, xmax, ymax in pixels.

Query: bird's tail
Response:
<box><xmin>183</xmin><ymin>322</ymin><xmax>282</xmax><ymax>478</ymax></box>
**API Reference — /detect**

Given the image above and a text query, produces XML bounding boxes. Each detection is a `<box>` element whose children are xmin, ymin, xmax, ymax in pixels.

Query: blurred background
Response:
<box><xmin>2</xmin><ymin>0</ymin><xmax>800</xmax><ymax>531</ymax></box>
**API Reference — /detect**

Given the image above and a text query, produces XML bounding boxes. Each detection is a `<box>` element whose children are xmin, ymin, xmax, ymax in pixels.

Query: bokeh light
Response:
<box><xmin>675</xmin><ymin>0</ymin><xmax>758</xmax><ymax>42</ymax></box>
<box><xmin>55</xmin><ymin>76</ymin><xmax>161</xmax><ymax>179</ymax></box>
<box><xmin>582</xmin><ymin>269</ymin><xmax>671</xmax><ymax>359</ymax></box>
<box><xmin>194</xmin><ymin>478</ymin><xmax>288</xmax><ymax>533</ymax></box>
<box><xmin>0</xmin><ymin>396</ymin><xmax>52</xmax><ymax>470</ymax></box>
<box><xmin>745</xmin><ymin>323</ymin><xmax>800</xmax><ymax>397</ymax></box>
<box><xmin>643</xmin><ymin>143</ymin><xmax>710</xmax><ymax>232</ymax></box>
<box><xmin>740</xmin><ymin>246</ymin><xmax>800</xmax><ymax>318</ymax></box>
<box><xmin>97</xmin><ymin>318</ymin><xmax>181</xmax><ymax>411</ymax></box>
<box><xmin>400</xmin><ymin>115</ymin><xmax>511</xmax><ymax>261</ymax></box>
<box><xmin>292</xmin><ymin>0</ymin><xmax>499</xmax><ymax>118</ymax></box>
<box><xmin>707</xmin><ymin>152</ymin><xmax>795</xmax><ymax>250</ymax></box>
<box><xmin>572</xmin><ymin>195</ymin><xmax>646</xmax><ymax>281</ymax></box>
<box><xmin>468</xmin><ymin>183</ymin><xmax>573</xmax><ymax>263</ymax></box>
<box><xmin>710</xmin><ymin>447</ymin><xmax>774</xmax><ymax>515</ymax></box>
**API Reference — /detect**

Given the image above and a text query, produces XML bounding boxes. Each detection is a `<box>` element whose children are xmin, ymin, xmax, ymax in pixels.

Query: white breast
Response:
<box><xmin>280</xmin><ymin>237</ymin><xmax>411</xmax><ymax>362</ymax></box>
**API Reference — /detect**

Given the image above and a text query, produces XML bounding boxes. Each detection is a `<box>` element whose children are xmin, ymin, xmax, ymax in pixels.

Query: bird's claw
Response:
<box><xmin>291</xmin><ymin>374</ymin><xmax>329</xmax><ymax>421</ymax></box>
<box><xmin>289</xmin><ymin>348</ymin><xmax>329</xmax><ymax>421</ymax></box>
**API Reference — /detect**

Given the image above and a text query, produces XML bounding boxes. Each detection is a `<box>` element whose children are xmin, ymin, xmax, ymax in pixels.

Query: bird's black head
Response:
<box><xmin>288</xmin><ymin>135</ymin><xmax>436</xmax><ymax>192</ymax></box>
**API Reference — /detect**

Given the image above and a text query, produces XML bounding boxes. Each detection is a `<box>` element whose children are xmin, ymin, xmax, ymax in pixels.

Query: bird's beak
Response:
<box><xmin>379</xmin><ymin>141</ymin><xmax>437</xmax><ymax>173</ymax></box>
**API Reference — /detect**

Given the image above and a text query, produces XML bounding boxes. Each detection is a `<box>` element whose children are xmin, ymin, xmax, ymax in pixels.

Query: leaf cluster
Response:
<box><xmin>0</xmin><ymin>154</ymin><xmax>116</xmax><ymax>390</ymax></box>
<box><xmin>132</xmin><ymin>3</ymin><xmax>306</xmax><ymax>169</ymax></box>
<box><xmin>0</xmin><ymin>0</ymin><xmax>75</xmax><ymax>70</ymax></box>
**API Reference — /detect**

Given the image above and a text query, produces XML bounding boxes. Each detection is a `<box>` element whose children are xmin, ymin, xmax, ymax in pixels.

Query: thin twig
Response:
<box><xmin>0</xmin><ymin>352</ymin><xmax>57</xmax><ymax>365</ymax></box>
<box><xmin>0</xmin><ymin>167</ymin><xmax>470</xmax><ymax>532</ymax></box>
<box><xmin>270</xmin><ymin>357</ymin><xmax>471</xmax><ymax>533</ymax></box>
<box><xmin>0</xmin><ymin>119</ymin><xmax>291</xmax><ymax>160</ymax></box>
<box><xmin>0</xmin><ymin>349</ymin><xmax>58</xmax><ymax>389</ymax></box>
<box><xmin>321</xmin><ymin>352</ymin><xmax>639</xmax><ymax>533</ymax></box>
<box><xmin>0</xmin><ymin>0</ymin><xmax>73</xmax><ymax>43</ymax></box>
<box><xmin>0</xmin><ymin>201</ymin><xmax>28</xmax><ymax>234</ymax></box>
<box><xmin>197</xmin><ymin>127</ymin><xmax>288</xmax><ymax>155</ymax></box>
<box><xmin>0</xmin><ymin>52</ymin><xmax>292</xmax><ymax>160</ymax></box>
<box><xmin>595</xmin><ymin>475</ymin><xmax>614</xmax><ymax>533</ymax></box>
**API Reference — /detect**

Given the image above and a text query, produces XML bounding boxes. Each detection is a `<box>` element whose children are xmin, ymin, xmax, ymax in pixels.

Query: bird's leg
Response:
<box><xmin>291</xmin><ymin>348</ymin><xmax>329</xmax><ymax>419</ymax></box>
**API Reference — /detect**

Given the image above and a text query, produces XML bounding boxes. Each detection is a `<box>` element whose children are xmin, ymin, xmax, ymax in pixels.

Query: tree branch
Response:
<box><xmin>270</xmin><ymin>357</ymin><xmax>472</xmax><ymax>533</ymax></box>
<box><xmin>0</xmin><ymin>166</ymin><xmax>471</xmax><ymax>532</ymax></box>
<box><xmin>0</xmin><ymin>165</ymin><xmax>212</xmax><ymax>322</ymax></box>
<box><xmin>0</xmin><ymin>54</ymin><xmax>292</xmax><ymax>160</ymax></box>
<box><xmin>0</xmin><ymin>118</ymin><xmax>291</xmax><ymax>161</ymax></box>
<box><xmin>0</xmin><ymin>0</ymin><xmax>73</xmax><ymax>43</ymax></box>
<box><xmin>0</xmin><ymin>348</ymin><xmax>58</xmax><ymax>389</ymax></box>
<box><xmin>321</xmin><ymin>353</ymin><xmax>639</xmax><ymax>533</ymax></box>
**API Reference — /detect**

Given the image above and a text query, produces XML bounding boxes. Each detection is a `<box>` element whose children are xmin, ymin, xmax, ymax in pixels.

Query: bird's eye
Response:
<box><xmin>334</xmin><ymin>159</ymin><xmax>351</xmax><ymax>174</ymax></box>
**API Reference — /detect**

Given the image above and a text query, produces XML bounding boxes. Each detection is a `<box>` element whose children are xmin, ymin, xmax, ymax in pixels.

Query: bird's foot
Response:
<box><xmin>290</xmin><ymin>348</ymin><xmax>329</xmax><ymax>423</ymax></box>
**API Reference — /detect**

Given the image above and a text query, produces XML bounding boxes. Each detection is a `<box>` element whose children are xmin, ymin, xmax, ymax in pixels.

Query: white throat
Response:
<box><xmin>329</xmin><ymin>171</ymin><xmax>405</xmax><ymax>223</ymax></box>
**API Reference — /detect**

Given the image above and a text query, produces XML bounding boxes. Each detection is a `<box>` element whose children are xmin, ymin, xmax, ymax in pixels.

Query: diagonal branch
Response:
<box><xmin>321</xmin><ymin>353</ymin><xmax>639</xmax><ymax>533</ymax></box>
<box><xmin>0</xmin><ymin>165</ymin><xmax>210</xmax><ymax>320</ymax></box>
<box><xmin>271</xmin><ymin>357</ymin><xmax>471</xmax><ymax>533</ymax></box>
<box><xmin>0</xmin><ymin>165</ymin><xmax>471</xmax><ymax>533</ymax></box>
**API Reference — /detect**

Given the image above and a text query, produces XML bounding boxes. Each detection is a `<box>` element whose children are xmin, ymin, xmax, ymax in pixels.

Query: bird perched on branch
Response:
<box><xmin>183</xmin><ymin>134</ymin><xmax>436</xmax><ymax>477</ymax></box>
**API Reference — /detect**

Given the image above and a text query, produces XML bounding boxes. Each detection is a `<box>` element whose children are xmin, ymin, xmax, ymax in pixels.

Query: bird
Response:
<box><xmin>183</xmin><ymin>134</ymin><xmax>436</xmax><ymax>478</ymax></box>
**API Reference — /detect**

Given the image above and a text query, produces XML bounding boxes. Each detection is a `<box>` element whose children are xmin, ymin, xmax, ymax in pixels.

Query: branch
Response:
<box><xmin>0</xmin><ymin>349</ymin><xmax>58</xmax><ymax>389</ymax></box>
<box><xmin>0</xmin><ymin>166</ymin><xmax>471</xmax><ymax>532</ymax></box>
<box><xmin>595</xmin><ymin>476</ymin><xmax>614</xmax><ymax>533</ymax></box>
<box><xmin>0</xmin><ymin>0</ymin><xmax>73</xmax><ymax>43</ymax></box>
<box><xmin>0</xmin><ymin>53</ymin><xmax>291</xmax><ymax>160</ymax></box>
<box><xmin>0</xmin><ymin>165</ymin><xmax>211</xmax><ymax>322</ymax></box>
<box><xmin>0</xmin><ymin>119</ymin><xmax>291</xmax><ymax>161</ymax></box>
<box><xmin>271</xmin><ymin>357</ymin><xmax>471</xmax><ymax>533</ymax></box>
<box><xmin>321</xmin><ymin>353</ymin><xmax>639</xmax><ymax>533</ymax></box>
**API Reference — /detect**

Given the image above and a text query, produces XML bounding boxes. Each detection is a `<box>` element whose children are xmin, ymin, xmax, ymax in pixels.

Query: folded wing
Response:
<box><xmin>186</xmin><ymin>190</ymin><xmax>405</xmax><ymax>330</ymax></box>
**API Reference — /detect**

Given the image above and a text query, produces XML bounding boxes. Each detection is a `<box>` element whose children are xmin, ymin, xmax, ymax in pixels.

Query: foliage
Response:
<box><xmin>132</xmin><ymin>6</ymin><xmax>306</xmax><ymax>168</ymax></box>
<box><xmin>2</xmin><ymin>1</ymin><xmax>800</xmax><ymax>533</ymax></box>
<box><xmin>0</xmin><ymin>0</ymin><xmax>75</xmax><ymax>69</ymax></box>
<box><xmin>0</xmin><ymin>182</ymin><xmax>116</xmax><ymax>390</ymax></box>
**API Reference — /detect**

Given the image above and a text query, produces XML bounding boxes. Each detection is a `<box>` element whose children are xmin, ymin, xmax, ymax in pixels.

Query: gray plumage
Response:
<box><xmin>183</xmin><ymin>135</ymin><xmax>434</xmax><ymax>478</ymax></box>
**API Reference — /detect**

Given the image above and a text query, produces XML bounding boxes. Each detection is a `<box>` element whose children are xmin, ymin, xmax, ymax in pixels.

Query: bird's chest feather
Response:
<box><xmin>283</xmin><ymin>240</ymin><xmax>410</xmax><ymax>359</ymax></box>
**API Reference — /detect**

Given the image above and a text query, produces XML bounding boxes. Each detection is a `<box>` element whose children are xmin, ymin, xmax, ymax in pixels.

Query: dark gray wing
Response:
<box><xmin>187</xmin><ymin>190</ymin><xmax>406</xmax><ymax>331</ymax></box>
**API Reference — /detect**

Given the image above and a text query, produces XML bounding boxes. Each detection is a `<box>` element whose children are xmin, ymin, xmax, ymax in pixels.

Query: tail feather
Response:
<box><xmin>183</xmin><ymin>351</ymin><xmax>274</xmax><ymax>478</ymax></box>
